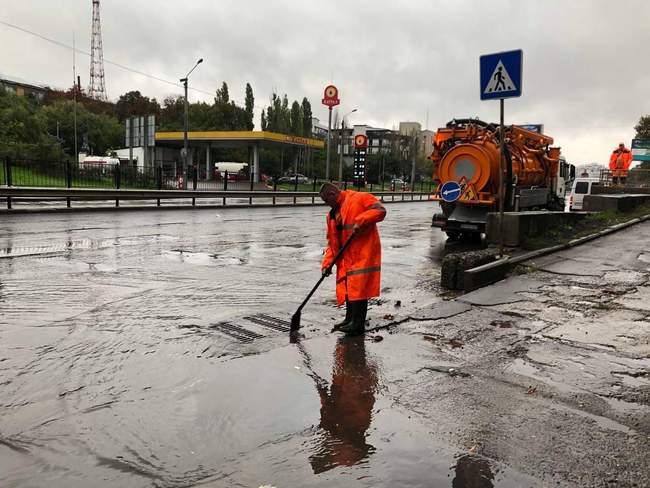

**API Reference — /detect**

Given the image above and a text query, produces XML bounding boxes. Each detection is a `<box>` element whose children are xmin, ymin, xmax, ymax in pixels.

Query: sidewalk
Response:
<box><xmin>390</xmin><ymin>219</ymin><xmax>650</xmax><ymax>486</ymax></box>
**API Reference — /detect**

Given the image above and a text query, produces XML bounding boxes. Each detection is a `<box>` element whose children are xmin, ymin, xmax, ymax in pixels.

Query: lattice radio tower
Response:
<box><xmin>88</xmin><ymin>0</ymin><xmax>107</xmax><ymax>101</ymax></box>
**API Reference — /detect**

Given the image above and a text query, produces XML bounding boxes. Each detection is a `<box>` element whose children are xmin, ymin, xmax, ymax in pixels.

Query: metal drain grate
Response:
<box><xmin>209</xmin><ymin>322</ymin><xmax>265</xmax><ymax>343</ymax></box>
<box><xmin>243</xmin><ymin>313</ymin><xmax>291</xmax><ymax>333</ymax></box>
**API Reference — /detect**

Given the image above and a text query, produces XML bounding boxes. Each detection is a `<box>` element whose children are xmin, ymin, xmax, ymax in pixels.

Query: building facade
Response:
<box><xmin>0</xmin><ymin>74</ymin><xmax>49</xmax><ymax>102</ymax></box>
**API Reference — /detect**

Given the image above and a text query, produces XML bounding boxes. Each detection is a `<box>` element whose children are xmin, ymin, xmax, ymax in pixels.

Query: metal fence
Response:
<box><xmin>599</xmin><ymin>168</ymin><xmax>650</xmax><ymax>187</ymax></box>
<box><xmin>1</xmin><ymin>158</ymin><xmax>436</xmax><ymax>194</ymax></box>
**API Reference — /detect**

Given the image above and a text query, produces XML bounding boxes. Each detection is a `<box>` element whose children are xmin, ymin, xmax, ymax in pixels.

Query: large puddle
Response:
<box><xmin>0</xmin><ymin>204</ymin><xmax>524</xmax><ymax>487</ymax></box>
<box><xmin>1</xmin><ymin>332</ymin><xmax>537</xmax><ymax>487</ymax></box>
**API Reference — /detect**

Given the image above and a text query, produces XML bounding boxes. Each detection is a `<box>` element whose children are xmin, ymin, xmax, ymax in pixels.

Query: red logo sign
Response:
<box><xmin>322</xmin><ymin>84</ymin><xmax>340</xmax><ymax>107</ymax></box>
<box><xmin>354</xmin><ymin>134</ymin><xmax>368</xmax><ymax>149</ymax></box>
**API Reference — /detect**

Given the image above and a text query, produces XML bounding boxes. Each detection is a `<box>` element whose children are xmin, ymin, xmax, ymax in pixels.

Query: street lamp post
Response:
<box><xmin>338</xmin><ymin>108</ymin><xmax>357</xmax><ymax>182</ymax></box>
<box><xmin>180</xmin><ymin>58</ymin><xmax>203</xmax><ymax>189</ymax></box>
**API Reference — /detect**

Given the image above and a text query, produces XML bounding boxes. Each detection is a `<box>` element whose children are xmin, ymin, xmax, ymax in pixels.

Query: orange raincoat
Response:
<box><xmin>609</xmin><ymin>147</ymin><xmax>632</xmax><ymax>178</ymax></box>
<box><xmin>321</xmin><ymin>190</ymin><xmax>386</xmax><ymax>305</ymax></box>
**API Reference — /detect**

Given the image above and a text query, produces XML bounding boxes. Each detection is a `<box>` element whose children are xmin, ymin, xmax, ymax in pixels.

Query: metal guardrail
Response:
<box><xmin>599</xmin><ymin>168</ymin><xmax>650</xmax><ymax>187</ymax></box>
<box><xmin>0</xmin><ymin>187</ymin><xmax>434</xmax><ymax>210</ymax></box>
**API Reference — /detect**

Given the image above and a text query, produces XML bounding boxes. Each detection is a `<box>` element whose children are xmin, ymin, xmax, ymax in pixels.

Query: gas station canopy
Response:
<box><xmin>155</xmin><ymin>130</ymin><xmax>324</xmax><ymax>149</ymax></box>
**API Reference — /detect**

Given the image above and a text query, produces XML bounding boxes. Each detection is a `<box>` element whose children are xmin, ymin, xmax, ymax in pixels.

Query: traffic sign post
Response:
<box><xmin>480</xmin><ymin>50</ymin><xmax>522</xmax><ymax>101</ymax></box>
<box><xmin>322</xmin><ymin>85</ymin><xmax>340</xmax><ymax>181</ymax></box>
<box><xmin>480</xmin><ymin>49</ymin><xmax>523</xmax><ymax>256</ymax></box>
<box><xmin>440</xmin><ymin>181</ymin><xmax>462</xmax><ymax>203</ymax></box>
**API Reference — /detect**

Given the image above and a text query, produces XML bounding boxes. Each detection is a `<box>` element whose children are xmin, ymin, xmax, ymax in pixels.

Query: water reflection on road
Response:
<box><xmin>306</xmin><ymin>336</ymin><xmax>378</xmax><ymax>474</ymax></box>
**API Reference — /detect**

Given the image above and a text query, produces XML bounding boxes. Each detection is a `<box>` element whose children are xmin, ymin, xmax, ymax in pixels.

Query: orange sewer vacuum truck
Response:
<box><xmin>430</xmin><ymin>119</ymin><xmax>575</xmax><ymax>240</ymax></box>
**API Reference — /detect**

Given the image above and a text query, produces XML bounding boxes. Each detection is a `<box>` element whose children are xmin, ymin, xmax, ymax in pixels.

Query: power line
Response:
<box><xmin>0</xmin><ymin>18</ymin><xmax>262</xmax><ymax>111</ymax></box>
<box><xmin>0</xmin><ymin>20</ymin><xmax>194</xmax><ymax>91</ymax></box>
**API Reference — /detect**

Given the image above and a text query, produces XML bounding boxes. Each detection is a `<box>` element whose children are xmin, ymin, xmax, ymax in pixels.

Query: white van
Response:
<box><xmin>568</xmin><ymin>177</ymin><xmax>600</xmax><ymax>211</ymax></box>
<box><xmin>213</xmin><ymin>162</ymin><xmax>248</xmax><ymax>178</ymax></box>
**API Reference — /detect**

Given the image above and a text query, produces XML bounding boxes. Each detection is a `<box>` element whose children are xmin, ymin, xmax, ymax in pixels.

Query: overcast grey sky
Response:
<box><xmin>1</xmin><ymin>0</ymin><xmax>648</xmax><ymax>165</ymax></box>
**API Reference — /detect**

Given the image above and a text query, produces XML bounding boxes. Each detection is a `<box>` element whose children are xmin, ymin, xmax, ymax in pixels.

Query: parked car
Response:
<box><xmin>277</xmin><ymin>173</ymin><xmax>309</xmax><ymax>184</ymax></box>
<box><xmin>568</xmin><ymin>177</ymin><xmax>600</xmax><ymax>211</ymax></box>
<box><xmin>390</xmin><ymin>178</ymin><xmax>409</xmax><ymax>191</ymax></box>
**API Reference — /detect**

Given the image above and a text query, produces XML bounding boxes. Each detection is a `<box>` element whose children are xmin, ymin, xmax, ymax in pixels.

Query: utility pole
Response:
<box><xmin>338</xmin><ymin>108</ymin><xmax>357</xmax><ymax>182</ymax></box>
<box><xmin>73</xmin><ymin>32</ymin><xmax>78</xmax><ymax>164</ymax></box>
<box><xmin>179</xmin><ymin>58</ymin><xmax>203</xmax><ymax>189</ymax></box>
<box><xmin>410</xmin><ymin>131</ymin><xmax>417</xmax><ymax>187</ymax></box>
<box><xmin>182</xmin><ymin>78</ymin><xmax>188</xmax><ymax>187</ymax></box>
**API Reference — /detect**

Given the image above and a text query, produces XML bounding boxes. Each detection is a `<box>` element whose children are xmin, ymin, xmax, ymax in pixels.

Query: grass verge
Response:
<box><xmin>521</xmin><ymin>203</ymin><xmax>650</xmax><ymax>250</ymax></box>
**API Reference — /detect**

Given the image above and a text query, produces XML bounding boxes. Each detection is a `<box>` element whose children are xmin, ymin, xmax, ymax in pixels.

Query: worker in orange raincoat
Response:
<box><xmin>609</xmin><ymin>142</ymin><xmax>633</xmax><ymax>184</ymax></box>
<box><xmin>319</xmin><ymin>183</ymin><xmax>386</xmax><ymax>335</ymax></box>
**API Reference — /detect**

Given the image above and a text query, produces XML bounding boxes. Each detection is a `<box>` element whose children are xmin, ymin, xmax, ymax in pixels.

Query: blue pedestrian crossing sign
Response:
<box><xmin>440</xmin><ymin>181</ymin><xmax>462</xmax><ymax>203</ymax></box>
<box><xmin>480</xmin><ymin>50</ymin><xmax>523</xmax><ymax>100</ymax></box>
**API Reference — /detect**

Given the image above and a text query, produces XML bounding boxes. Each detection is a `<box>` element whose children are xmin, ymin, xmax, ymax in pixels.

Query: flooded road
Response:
<box><xmin>0</xmin><ymin>202</ymin><xmax>530</xmax><ymax>487</ymax></box>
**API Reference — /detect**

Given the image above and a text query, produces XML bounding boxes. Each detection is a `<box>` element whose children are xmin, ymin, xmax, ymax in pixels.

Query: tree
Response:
<box><xmin>44</xmin><ymin>88</ymin><xmax>115</xmax><ymax>117</ymax></box>
<box><xmin>258</xmin><ymin>91</ymin><xmax>315</xmax><ymax>176</ymax></box>
<box><xmin>158</xmin><ymin>95</ymin><xmax>185</xmax><ymax>131</ymax></box>
<box><xmin>260</xmin><ymin>108</ymin><xmax>267</xmax><ymax>130</ymax></box>
<box><xmin>635</xmin><ymin>115</ymin><xmax>650</xmax><ymax>140</ymax></box>
<box><xmin>39</xmin><ymin>100</ymin><xmax>123</xmax><ymax>156</ymax></box>
<box><xmin>265</xmin><ymin>93</ymin><xmax>281</xmax><ymax>132</ymax></box>
<box><xmin>0</xmin><ymin>90</ymin><xmax>63</xmax><ymax>160</ymax></box>
<box><xmin>290</xmin><ymin>100</ymin><xmax>302</xmax><ymax>136</ymax></box>
<box><xmin>210</xmin><ymin>81</ymin><xmax>252</xmax><ymax>131</ymax></box>
<box><xmin>245</xmin><ymin>82</ymin><xmax>254</xmax><ymax>130</ymax></box>
<box><xmin>301</xmin><ymin>98</ymin><xmax>312</xmax><ymax>137</ymax></box>
<box><xmin>115</xmin><ymin>90</ymin><xmax>160</xmax><ymax>122</ymax></box>
<box><xmin>215</xmin><ymin>82</ymin><xmax>230</xmax><ymax>104</ymax></box>
<box><xmin>189</xmin><ymin>102</ymin><xmax>214</xmax><ymax>131</ymax></box>
<box><xmin>281</xmin><ymin>95</ymin><xmax>290</xmax><ymax>133</ymax></box>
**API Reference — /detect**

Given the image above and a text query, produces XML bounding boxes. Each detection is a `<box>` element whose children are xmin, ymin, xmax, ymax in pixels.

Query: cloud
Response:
<box><xmin>1</xmin><ymin>0</ymin><xmax>648</xmax><ymax>164</ymax></box>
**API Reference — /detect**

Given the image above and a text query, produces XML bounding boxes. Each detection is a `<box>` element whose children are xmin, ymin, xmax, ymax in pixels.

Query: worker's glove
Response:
<box><xmin>322</xmin><ymin>268</ymin><xmax>332</xmax><ymax>277</ymax></box>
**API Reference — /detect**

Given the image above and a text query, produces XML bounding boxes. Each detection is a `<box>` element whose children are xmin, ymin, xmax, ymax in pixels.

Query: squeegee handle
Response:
<box><xmin>324</xmin><ymin>233</ymin><xmax>355</xmax><ymax>275</ymax></box>
<box><xmin>297</xmin><ymin>234</ymin><xmax>355</xmax><ymax>313</ymax></box>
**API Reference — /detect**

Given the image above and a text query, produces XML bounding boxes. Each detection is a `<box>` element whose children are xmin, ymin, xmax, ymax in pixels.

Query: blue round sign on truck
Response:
<box><xmin>440</xmin><ymin>181</ymin><xmax>462</xmax><ymax>202</ymax></box>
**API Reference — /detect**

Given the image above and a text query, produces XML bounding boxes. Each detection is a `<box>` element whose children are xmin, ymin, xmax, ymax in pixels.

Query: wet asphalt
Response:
<box><xmin>1</xmin><ymin>203</ymin><xmax>648</xmax><ymax>487</ymax></box>
<box><xmin>0</xmin><ymin>202</ymin><xmax>469</xmax><ymax>487</ymax></box>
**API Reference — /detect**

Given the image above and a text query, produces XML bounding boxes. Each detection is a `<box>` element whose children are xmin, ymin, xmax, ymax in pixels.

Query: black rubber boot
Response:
<box><xmin>332</xmin><ymin>301</ymin><xmax>353</xmax><ymax>331</ymax></box>
<box><xmin>339</xmin><ymin>300</ymin><xmax>367</xmax><ymax>336</ymax></box>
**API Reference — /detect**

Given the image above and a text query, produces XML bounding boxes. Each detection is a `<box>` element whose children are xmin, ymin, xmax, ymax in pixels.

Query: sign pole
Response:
<box><xmin>498</xmin><ymin>98</ymin><xmax>505</xmax><ymax>257</ymax></box>
<box><xmin>478</xmin><ymin>49</ymin><xmax>522</xmax><ymax>254</ymax></box>
<box><xmin>326</xmin><ymin>106</ymin><xmax>332</xmax><ymax>180</ymax></box>
<box><xmin>322</xmin><ymin>85</ymin><xmax>340</xmax><ymax>181</ymax></box>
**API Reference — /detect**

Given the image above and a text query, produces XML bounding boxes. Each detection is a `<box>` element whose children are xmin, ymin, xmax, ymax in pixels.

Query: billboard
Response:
<box><xmin>517</xmin><ymin>124</ymin><xmax>544</xmax><ymax>133</ymax></box>
<box><xmin>125</xmin><ymin>115</ymin><xmax>156</xmax><ymax>147</ymax></box>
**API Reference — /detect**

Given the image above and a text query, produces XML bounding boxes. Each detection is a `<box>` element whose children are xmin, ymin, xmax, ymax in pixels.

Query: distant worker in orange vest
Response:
<box><xmin>319</xmin><ymin>183</ymin><xmax>386</xmax><ymax>335</ymax></box>
<box><xmin>609</xmin><ymin>142</ymin><xmax>633</xmax><ymax>185</ymax></box>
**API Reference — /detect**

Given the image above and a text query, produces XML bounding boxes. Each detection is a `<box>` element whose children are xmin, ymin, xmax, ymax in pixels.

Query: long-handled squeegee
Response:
<box><xmin>290</xmin><ymin>235</ymin><xmax>355</xmax><ymax>332</ymax></box>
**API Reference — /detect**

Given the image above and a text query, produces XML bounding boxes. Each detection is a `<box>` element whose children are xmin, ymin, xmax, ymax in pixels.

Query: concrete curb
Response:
<box><xmin>463</xmin><ymin>212</ymin><xmax>650</xmax><ymax>291</ymax></box>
